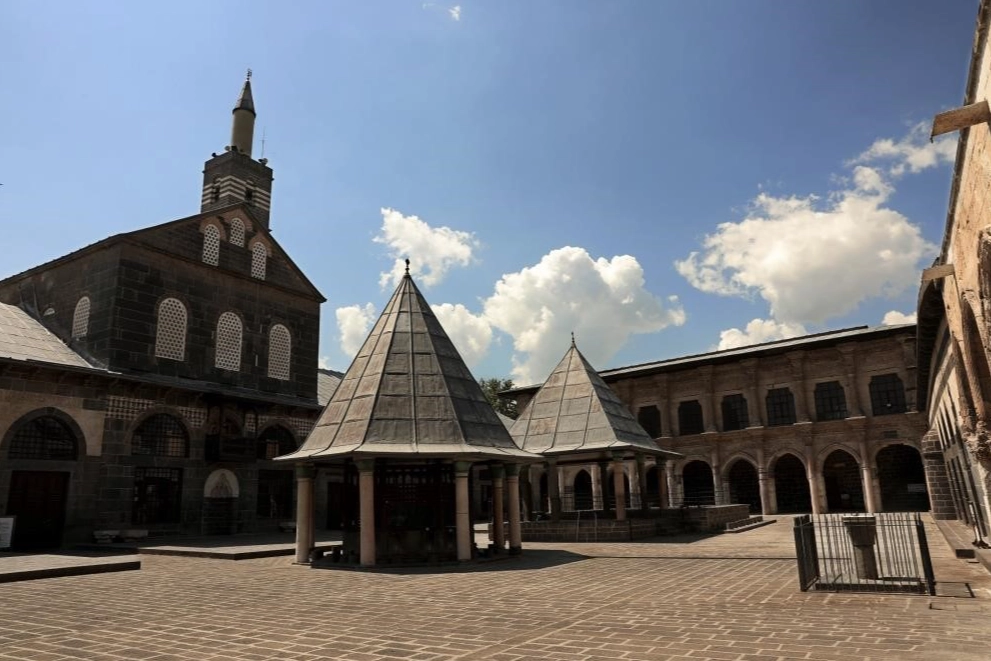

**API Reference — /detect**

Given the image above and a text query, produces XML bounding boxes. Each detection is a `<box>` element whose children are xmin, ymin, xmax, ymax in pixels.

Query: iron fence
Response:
<box><xmin>793</xmin><ymin>512</ymin><xmax>935</xmax><ymax>595</ymax></box>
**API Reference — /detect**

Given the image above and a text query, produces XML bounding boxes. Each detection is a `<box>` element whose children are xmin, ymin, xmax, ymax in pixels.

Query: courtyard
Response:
<box><xmin>1</xmin><ymin>518</ymin><xmax>989</xmax><ymax>661</ymax></box>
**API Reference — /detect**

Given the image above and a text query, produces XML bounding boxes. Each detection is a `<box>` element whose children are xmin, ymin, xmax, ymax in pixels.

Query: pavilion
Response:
<box><xmin>278</xmin><ymin>265</ymin><xmax>538</xmax><ymax>566</ymax></box>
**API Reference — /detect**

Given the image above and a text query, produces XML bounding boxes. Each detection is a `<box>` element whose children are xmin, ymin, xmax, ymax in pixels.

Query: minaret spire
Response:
<box><xmin>229</xmin><ymin>70</ymin><xmax>256</xmax><ymax>156</ymax></box>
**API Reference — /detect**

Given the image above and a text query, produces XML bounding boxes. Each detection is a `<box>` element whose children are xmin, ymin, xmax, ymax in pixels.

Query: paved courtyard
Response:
<box><xmin>1</xmin><ymin>518</ymin><xmax>989</xmax><ymax>661</ymax></box>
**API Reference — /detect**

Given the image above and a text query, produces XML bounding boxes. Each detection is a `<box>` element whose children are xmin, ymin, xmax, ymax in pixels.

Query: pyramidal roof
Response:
<box><xmin>281</xmin><ymin>271</ymin><xmax>535</xmax><ymax>461</ymax></box>
<box><xmin>510</xmin><ymin>340</ymin><xmax>676</xmax><ymax>457</ymax></box>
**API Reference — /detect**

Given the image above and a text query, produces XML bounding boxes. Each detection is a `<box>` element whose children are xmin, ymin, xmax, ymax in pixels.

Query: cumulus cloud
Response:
<box><xmin>675</xmin><ymin>164</ymin><xmax>936</xmax><ymax>325</ymax></box>
<box><xmin>717</xmin><ymin>319</ymin><xmax>808</xmax><ymax>351</ymax></box>
<box><xmin>881</xmin><ymin>310</ymin><xmax>917</xmax><ymax>326</ymax></box>
<box><xmin>432</xmin><ymin>303</ymin><xmax>492</xmax><ymax>367</ymax></box>
<box><xmin>849</xmin><ymin>122</ymin><xmax>957</xmax><ymax>176</ymax></box>
<box><xmin>318</xmin><ymin>356</ymin><xmax>333</xmax><ymax>370</ymax></box>
<box><xmin>374</xmin><ymin>208</ymin><xmax>478</xmax><ymax>288</ymax></box>
<box><xmin>335</xmin><ymin>303</ymin><xmax>377</xmax><ymax>358</ymax></box>
<box><xmin>449</xmin><ymin>5</ymin><xmax>461</xmax><ymax>21</ymax></box>
<box><xmin>483</xmin><ymin>247</ymin><xmax>685</xmax><ymax>384</ymax></box>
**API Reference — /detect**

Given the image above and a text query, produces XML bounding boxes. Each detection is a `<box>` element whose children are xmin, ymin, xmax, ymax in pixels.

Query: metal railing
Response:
<box><xmin>793</xmin><ymin>512</ymin><xmax>935</xmax><ymax>595</ymax></box>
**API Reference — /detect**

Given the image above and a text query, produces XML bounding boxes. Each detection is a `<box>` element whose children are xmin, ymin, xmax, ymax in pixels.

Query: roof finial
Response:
<box><xmin>571</xmin><ymin>331</ymin><xmax>575</xmax><ymax>347</ymax></box>
<box><xmin>246</xmin><ymin>68</ymin><xmax>252</xmax><ymax>81</ymax></box>
<box><xmin>405</xmin><ymin>258</ymin><xmax>410</xmax><ymax>275</ymax></box>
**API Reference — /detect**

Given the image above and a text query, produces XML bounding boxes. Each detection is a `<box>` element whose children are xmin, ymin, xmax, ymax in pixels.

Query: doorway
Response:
<box><xmin>6</xmin><ymin>471</ymin><xmax>70</xmax><ymax>549</ymax></box>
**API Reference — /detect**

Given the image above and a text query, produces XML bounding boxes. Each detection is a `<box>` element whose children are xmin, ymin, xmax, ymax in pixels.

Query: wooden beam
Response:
<box><xmin>922</xmin><ymin>263</ymin><xmax>955</xmax><ymax>282</ymax></box>
<box><xmin>931</xmin><ymin>100</ymin><xmax>991</xmax><ymax>139</ymax></box>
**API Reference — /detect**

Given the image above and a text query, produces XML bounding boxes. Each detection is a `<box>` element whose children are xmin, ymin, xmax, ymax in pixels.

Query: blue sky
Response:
<box><xmin>0</xmin><ymin>1</ymin><xmax>979</xmax><ymax>385</ymax></box>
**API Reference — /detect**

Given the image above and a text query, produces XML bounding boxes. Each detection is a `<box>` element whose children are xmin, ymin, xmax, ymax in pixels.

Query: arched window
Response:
<box><xmin>202</xmin><ymin>223</ymin><xmax>220</xmax><ymax>265</ymax></box>
<box><xmin>766</xmin><ymin>388</ymin><xmax>796</xmax><ymax>426</ymax></box>
<box><xmin>8</xmin><ymin>415</ymin><xmax>78</xmax><ymax>460</ymax></box>
<box><xmin>131</xmin><ymin>413</ymin><xmax>188</xmax><ymax>457</ymax></box>
<box><xmin>869</xmin><ymin>374</ymin><xmax>907</xmax><ymax>416</ymax></box>
<box><xmin>250</xmin><ymin>242</ymin><xmax>267</xmax><ymax>280</ymax></box>
<box><xmin>257</xmin><ymin>425</ymin><xmax>297</xmax><ymax>460</ymax></box>
<box><xmin>155</xmin><ymin>298</ymin><xmax>187</xmax><ymax>360</ymax></box>
<box><xmin>268</xmin><ymin>324</ymin><xmax>291</xmax><ymax>380</ymax></box>
<box><xmin>814</xmin><ymin>381</ymin><xmax>847</xmax><ymax>421</ymax></box>
<box><xmin>71</xmin><ymin>296</ymin><xmax>91</xmax><ymax>339</ymax></box>
<box><xmin>229</xmin><ymin>218</ymin><xmax>245</xmax><ymax>247</ymax></box>
<box><xmin>215</xmin><ymin>311</ymin><xmax>243</xmax><ymax>371</ymax></box>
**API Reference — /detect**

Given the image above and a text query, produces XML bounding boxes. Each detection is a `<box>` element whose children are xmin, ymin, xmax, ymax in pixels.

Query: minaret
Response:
<box><xmin>200</xmin><ymin>71</ymin><xmax>274</xmax><ymax>228</ymax></box>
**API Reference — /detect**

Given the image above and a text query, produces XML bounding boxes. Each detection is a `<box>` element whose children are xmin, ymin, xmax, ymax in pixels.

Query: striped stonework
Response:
<box><xmin>201</xmin><ymin>175</ymin><xmax>272</xmax><ymax>213</ymax></box>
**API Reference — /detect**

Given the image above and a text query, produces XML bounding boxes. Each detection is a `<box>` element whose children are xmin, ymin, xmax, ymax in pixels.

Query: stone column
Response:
<box><xmin>741</xmin><ymin>358</ymin><xmax>762</xmax><ymax>427</ymax></box>
<box><xmin>491</xmin><ymin>463</ymin><xmax>506</xmax><ymax>551</ymax></box>
<box><xmin>294</xmin><ymin>463</ymin><xmax>315</xmax><ymax>564</ymax></box>
<box><xmin>591</xmin><ymin>463</ymin><xmax>603</xmax><ymax>510</ymax></box>
<box><xmin>636</xmin><ymin>454</ymin><xmax>648</xmax><ymax>511</ymax></box>
<box><xmin>838</xmin><ymin>344</ymin><xmax>863</xmax><ymax>416</ymax></box>
<box><xmin>858</xmin><ymin>440</ymin><xmax>878</xmax><ymax>513</ymax></box>
<box><xmin>547</xmin><ymin>459</ymin><xmax>561</xmax><ymax>521</ymax></box>
<box><xmin>519</xmin><ymin>465</ymin><xmax>533</xmax><ymax>521</ymax></box>
<box><xmin>455</xmin><ymin>461</ymin><xmax>472</xmax><ymax>561</ymax></box>
<box><xmin>506</xmin><ymin>464</ymin><xmax>522</xmax><ymax>555</ymax></box>
<box><xmin>598</xmin><ymin>460</ymin><xmax>612</xmax><ymax>512</ymax></box>
<box><xmin>612</xmin><ymin>453</ymin><xmax>627</xmax><ymax>521</ymax></box>
<box><xmin>356</xmin><ymin>459</ymin><xmax>376</xmax><ymax>567</ymax></box>
<box><xmin>757</xmin><ymin>447</ymin><xmax>773</xmax><ymax>515</ymax></box>
<box><xmin>787</xmin><ymin>352</ymin><xmax>811</xmax><ymax>423</ymax></box>
<box><xmin>665</xmin><ymin>461</ymin><xmax>679</xmax><ymax>506</ymax></box>
<box><xmin>804</xmin><ymin>445</ymin><xmax>822</xmax><ymax>515</ymax></box>
<box><xmin>701</xmin><ymin>365</ymin><xmax>718</xmax><ymax>433</ymax></box>
<box><xmin>657</xmin><ymin>459</ymin><xmax>669</xmax><ymax>508</ymax></box>
<box><xmin>710</xmin><ymin>449</ymin><xmax>723</xmax><ymax>505</ymax></box>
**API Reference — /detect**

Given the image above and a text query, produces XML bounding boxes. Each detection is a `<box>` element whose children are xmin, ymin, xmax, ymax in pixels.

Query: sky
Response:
<box><xmin>0</xmin><ymin>1</ymin><xmax>980</xmax><ymax>386</ymax></box>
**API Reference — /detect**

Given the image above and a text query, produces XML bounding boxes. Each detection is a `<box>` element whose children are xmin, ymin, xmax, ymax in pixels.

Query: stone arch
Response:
<box><xmin>815</xmin><ymin>443</ymin><xmax>862</xmax><ymax>473</ymax></box>
<box><xmin>725</xmin><ymin>457</ymin><xmax>760</xmax><ymax>513</ymax></box>
<box><xmin>875</xmin><ymin>443</ymin><xmax>930</xmax><ymax>512</ymax></box>
<box><xmin>719</xmin><ymin>451</ymin><xmax>758</xmax><ymax>481</ymax></box>
<box><xmin>128</xmin><ymin>409</ymin><xmax>191</xmax><ymax>458</ymax></box>
<box><xmin>2</xmin><ymin>408</ymin><xmax>83</xmax><ymax>461</ymax></box>
<box><xmin>204</xmin><ymin>469</ymin><xmax>240</xmax><ymax>498</ymax></box>
<box><xmin>772</xmin><ymin>452</ymin><xmax>811</xmax><ymax>513</ymax></box>
<box><xmin>256</xmin><ymin>423</ymin><xmax>298</xmax><ymax>460</ymax></box>
<box><xmin>821</xmin><ymin>448</ymin><xmax>865</xmax><ymax>512</ymax></box>
<box><xmin>682</xmin><ymin>460</ymin><xmax>715</xmax><ymax>505</ymax></box>
<box><xmin>644</xmin><ymin>464</ymin><xmax>661</xmax><ymax>508</ymax></box>
<box><xmin>572</xmin><ymin>469</ymin><xmax>593</xmax><ymax>510</ymax></box>
<box><xmin>960</xmin><ymin>294</ymin><xmax>991</xmax><ymax>419</ymax></box>
<box><xmin>202</xmin><ymin>469</ymin><xmax>239</xmax><ymax>535</ymax></box>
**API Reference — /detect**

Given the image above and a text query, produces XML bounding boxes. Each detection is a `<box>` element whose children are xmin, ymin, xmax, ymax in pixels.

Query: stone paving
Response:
<box><xmin>0</xmin><ymin>517</ymin><xmax>989</xmax><ymax>661</ymax></box>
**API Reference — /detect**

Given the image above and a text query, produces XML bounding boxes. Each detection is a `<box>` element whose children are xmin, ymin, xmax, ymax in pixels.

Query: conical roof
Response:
<box><xmin>510</xmin><ymin>340</ymin><xmax>677</xmax><ymax>458</ymax></box>
<box><xmin>234</xmin><ymin>78</ymin><xmax>255</xmax><ymax>115</ymax></box>
<box><xmin>281</xmin><ymin>272</ymin><xmax>536</xmax><ymax>461</ymax></box>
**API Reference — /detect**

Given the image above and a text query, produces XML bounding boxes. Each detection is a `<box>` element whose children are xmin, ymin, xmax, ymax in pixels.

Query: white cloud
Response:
<box><xmin>850</xmin><ymin>122</ymin><xmax>957</xmax><ymax>176</ymax></box>
<box><xmin>432</xmin><ymin>303</ymin><xmax>492</xmax><ymax>367</ymax></box>
<box><xmin>374</xmin><ymin>208</ymin><xmax>478</xmax><ymax>288</ymax></box>
<box><xmin>482</xmin><ymin>247</ymin><xmax>685</xmax><ymax>384</ymax></box>
<box><xmin>448</xmin><ymin>5</ymin><xmax>461</xmax><ymax>21</ymax></box>
<box><xmin>717</xmin><ymin>319</ymin><xmax>807</xmax><ymax>351</ymax></box>
<box><xmin>335</xmin><ymin>303</ymin><xmax>377</xmax><ymax>358</ymax></box>
<box><xmin>881</xmin><ymin>310</ymin><xmax>917</xmax><ymax>326</ymax></box>
<box><xmin>675</xmin><ymin>165</ymin><xmax>936</xmax><ymax>325</ymax></box>
<box><xmin>318</xmin><ymin>356</ymin><xmax>333</xmax><ymax>370</ymax></box>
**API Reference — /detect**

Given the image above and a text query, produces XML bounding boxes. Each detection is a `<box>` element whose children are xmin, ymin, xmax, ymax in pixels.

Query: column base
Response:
<box><xmin>508</xmin><ymin>546</ymin><xmax>522</xmax><ymax>556</ymax></box>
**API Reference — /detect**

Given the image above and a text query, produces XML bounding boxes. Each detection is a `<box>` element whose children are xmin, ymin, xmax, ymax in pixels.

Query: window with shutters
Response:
<box><xmin>721</xmin><ymin>394</ymin><xmax>750</xmax><ymax>431</ymax></box>
<box><xmin>215</xmin><ymin>312</ymin><xmax>243</xmax><ymax>371</ymax></box>
<box><xmin>814</xmin><ymin>381</ymin><xmax>848</xmax><ymax>421</ymax></box>
<box><xmin>71</xmin><ymin>296</ymin><xmax>91</xmax><ymax>339</ymax></box>
<box><xmin>154</xmin><ymin>298</ymin><xmax>187</xmax><ymax>360</ymax></box>
<box><xmin>766</xmin><ymin>388</ymin><xmax>797</xmax><ymax>426</ymax></box>
<box><xmin>268</xmin><ymin>324</ymin><xmax>291</xmax><ymax>380</ymax></box>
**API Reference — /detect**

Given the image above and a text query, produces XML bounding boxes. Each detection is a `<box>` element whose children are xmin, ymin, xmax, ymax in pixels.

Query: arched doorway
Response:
<box><xmin>726</xmin><ymin>459</ymin><xmax>761</xmax><ymax>513</ymax></box>
<box><xmin>202</xmin><ymin>469</ymin><xmax>239</xmax><ymax>535</ymax></box>
<box><xmin>773</xmin><ymin>453</ymin><xmax>811</xmax><ymax>513</ymax></box>
<box><xmin>644</xmin><ymin>466</ymin><xmax>660</xmax><ymax>508</ymax></box>
<box><xmin>4</xmin><ymin>413</ymin><xmax>79</xmax><ymax>549</ymax></box>
<box><xmin>257</xmin><ymin>425</ymin><xmax>297</xmax><ymax>526</ymax></box>
<box><xmin>573</xmin><ymin>470</ymin><xmax>593</xmax><ymax>510</ymax></box>
<box><xmin>682</xmin><ymin>461</ymin><xmax>714</xmax><ymax>505</ymax></box>
<box><xmin>876</xmin><ymin>444</ymin><xmax>930</xmax><ymax>512</ymax></box>
<box><xmin>822</xmin><ymin>449</ymin><xmax>865</xmax><ymax>512</ymax></box>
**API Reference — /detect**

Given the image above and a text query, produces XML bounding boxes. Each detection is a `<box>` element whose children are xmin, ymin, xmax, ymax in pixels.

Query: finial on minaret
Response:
<box><xmin>246</xmin><ymin>68</ymin><xmax>252</xmax><ymax>81</ymax></box>
<box><xmin>405</xmin><ymin>258</ymin><xmax>411</xmax><ymax>275</ymax></box>
<box><xmin>571</xmin><ymin>332</ymin><xmax>575</xmax><ymax>347</ymax></box>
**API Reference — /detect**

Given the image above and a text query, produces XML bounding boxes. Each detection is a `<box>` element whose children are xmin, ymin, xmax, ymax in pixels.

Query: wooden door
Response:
<box><xmin>6</xmin><ymin>471</ymin><xmax>70</xmax><ymax>549</ymax></box>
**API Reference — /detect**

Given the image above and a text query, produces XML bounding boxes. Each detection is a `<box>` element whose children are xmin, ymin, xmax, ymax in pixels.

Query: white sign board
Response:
<box><xmin>0</xmin><ymin>517</ymin><xmax>14</xmax><ymax>550</ymax></box>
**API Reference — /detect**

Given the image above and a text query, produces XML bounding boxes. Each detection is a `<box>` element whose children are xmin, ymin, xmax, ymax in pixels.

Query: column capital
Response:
<box><xmin>505</xmin><ymin>463</ymin><xmax>520</xmax><ymax>478</ymax></box>
<box><xmin>355</xmin><ymin>458</ymin><xmax>376</xmax><ymax>474</ymax></box>
<box><xmin>454</xmin><ymin>460</ymin><xmax>473</xmax><ymax>474</ymax></box>
<box><xmin>490</xmin><ymin>463</ymin><xmax>506</xmax><ymax>479</ymax></box>
<box><xmin>295</xmin><ymin>463</ymin><xmax>316</xmax><ymax>480</ymax></box>
<box><xmin>609</xmin><ymin>451</ymin><xmax>626</xmax><ymax>463</ymax></box>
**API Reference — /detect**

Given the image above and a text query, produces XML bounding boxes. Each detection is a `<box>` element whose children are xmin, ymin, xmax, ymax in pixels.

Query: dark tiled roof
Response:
<box><xmin>281</xmin><ymin>273</ymin><xmax>537</xmax><ymax>461</ymax></box>
<box><xmin>0</xmin><ymin>303</ymin><xmax>91</xmax><ymax>368</ymax></box>
<box><xmin>317</xmin><ymin>368</ymin><xmax>344</xmax><ymax>406</ymax></box>
<box><xmin>510</xmin><ymin>342</ymin><xmax>676</xmax><ymax>458</ymax></box>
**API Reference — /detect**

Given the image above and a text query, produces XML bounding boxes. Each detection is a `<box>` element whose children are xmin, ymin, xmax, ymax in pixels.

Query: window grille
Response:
<box><xmin>870</xmin><ymin>374</ymin><xmax>907</xmax><ymax>416</ymax></box>
<box><xmin>678</xmin><ymin>400</ymin><xmax>704</xmax><ymax>435</ymax></box>
<box><xmin>215</xmin><ymin>311</ymin><xmax>243</xmax><ymax>371</ymax></box>
<box><xmin>257</xmin><ymin>425</ymin><xmax>297</xmax><ymax>460</ymax></box>
<box><xmin>251</xmin><ymin>242</ymin><xmax>267</xmax><ymax>280</ymax></box>
<box><xmin>721</xmin><ymin>394</ymin><xmax>750</xmax><ymax>431</ymax></box>
<box><xmin>132</xmin><ymin>467</ymin><xmax>183</xmax><ymax>525</ymax></box>
<box><xmin>154</xmin><ymin>298</ymin><xmax>187</xmax><ymax>360</ymax></box>
<box><xmin>71</xmin><ymin>296</ymin><xmax>91</xmax><ymax>339</ymax></box>
<box><xmin>202</xmin><ymin>223</ymin><xmax>220</xmax><ymax>265</ymax></box>
<box><xmin>229</xmin><ymin>218</ymin><xmax>245</xmax><ymax>246</ymax></box>
<box><xmin>267</xmin><ymin>324</ymin><xmax>291</xmax><ymax>380</ymax></box>
<box><xmin>8</xmin><ymin>416</ymin><xmax>77</xmax><ymax>460</ymax></box>
<box><xmin>766</xmin><ymin>388</ymin><xmax>797</xmax><ymax>426</ymax></box>
<box><xmin>132</xmin><ymin>413</ymin><xmax>188</xmax><ymax>457</ymax></box>
<box><xmin>814</xmin><ymin>381</ymin><xmax>848</xmax><ymax>421</ymax></box>
<box><xmin>637</xmin><ymin>405</ymin><xmax>661</xmax><ymax>437</ymax></box>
